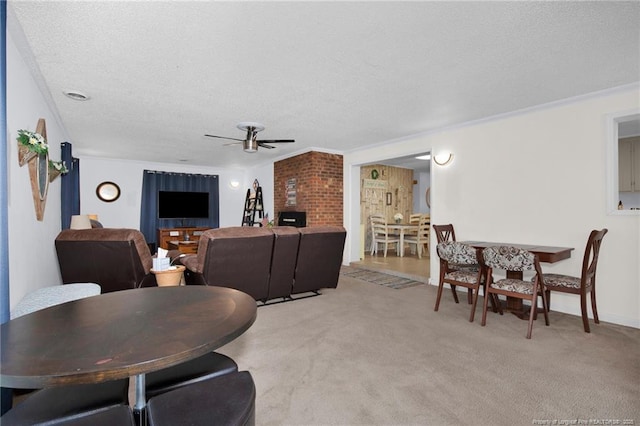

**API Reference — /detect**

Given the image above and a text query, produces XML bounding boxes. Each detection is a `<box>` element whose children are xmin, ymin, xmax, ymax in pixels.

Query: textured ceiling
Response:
<box><xmin>8</xmin><ymin>1</ymin><xmax>640</xmax><ymax>170</ymax></box>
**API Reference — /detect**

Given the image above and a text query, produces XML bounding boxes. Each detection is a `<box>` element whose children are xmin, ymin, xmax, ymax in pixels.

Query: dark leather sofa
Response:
<box><xmin>55</xmin><ymin>228</ymin><xmax>157</xmax><ymax>293</ymax></box>
<box><xmin>183</xmin><ymin>225</ymin><xmax>347</xmax><ymax>303</ymax></box>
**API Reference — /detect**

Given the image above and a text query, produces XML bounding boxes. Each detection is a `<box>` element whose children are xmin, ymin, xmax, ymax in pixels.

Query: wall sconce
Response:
<box><xmin>433</xmin><ymin>152</ymin><xmax>454</xmax><ymax>166</ymax></box>
<box><xmin>229</xmin><ymin>179</ymin><xmax>240</xmax><ymax>189</ymax></box>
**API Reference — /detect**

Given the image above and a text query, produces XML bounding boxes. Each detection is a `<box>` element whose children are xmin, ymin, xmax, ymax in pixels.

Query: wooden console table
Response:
<box><xmin>157</xmin><ymin>227</ymin><xmax>208</xmax><ymax>250</ymax></box>
<box><xmin>167</xmin><ymin>240</ymin><xmax>199</xmax><ymax>254</ymax></box>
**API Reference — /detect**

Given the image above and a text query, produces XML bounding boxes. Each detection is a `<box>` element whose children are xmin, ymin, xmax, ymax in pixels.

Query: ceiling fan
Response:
<box><xmin>205</xmin><ymin>122</ymin><xmax>295</xmax><ymax>153</ymax></box>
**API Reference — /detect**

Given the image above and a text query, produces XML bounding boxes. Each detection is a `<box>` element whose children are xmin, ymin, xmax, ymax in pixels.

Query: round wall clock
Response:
<box><xmin>96</xmin><ymin>181</ymin><xmax>121</xmax><ymax>202</ymax></box>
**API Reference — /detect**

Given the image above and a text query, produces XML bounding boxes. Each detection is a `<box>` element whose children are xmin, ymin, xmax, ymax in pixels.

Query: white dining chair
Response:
<box><xmin>404</xmin><ymin>215</ymin><xmax>430</xmax><ymax>258</ymax></box>
<box><xmin>370</xmin><ymin>214</ymin><xmax>399</xmax><ymax>257</ymax></box>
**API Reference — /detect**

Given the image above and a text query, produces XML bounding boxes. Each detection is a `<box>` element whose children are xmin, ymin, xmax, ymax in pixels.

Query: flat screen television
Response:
<box><xmin>158</xmin><ymin>191</ymin><xmax>209</xmax><ymax>219</ymax></box>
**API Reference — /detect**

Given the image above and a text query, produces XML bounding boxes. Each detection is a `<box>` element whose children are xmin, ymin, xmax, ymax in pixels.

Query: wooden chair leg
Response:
<box><xmin>580</xmin><ymin>292</ymin><xmax>591</xmax><ymax>333</ymax></box>
<box><xmin>541</xmin><ymin>289</ymin><xmax>550</xmax><ymax>326</ymax></box>
<box><xmin>434</xmin><ymin>282</ymin><xmax>445</xmax><ymax>312</ymax></box>
<box><xmin>494</xmin><ymin>294</ymin><xmax>503</xmax><ymax>315</ymax></box>
<box><xmin>450</xmin><ymin>285</ymin><xmax>459</xmax><ymax>304</ymax></box>
<box><xmin>469</xmin><ymin>287</ymin><xmax>480</xmax><ymax>323</ymax></box>
<box><xmin>526</xmin><ymin>296</ymin><xmax>536</xmax><ymax>339</ymax></box>
<box><xmin>590</xmin><ymin>288</ymin><xmax>600</xmax><ymax>324</ymax></box>
<box><xmin>545</xmin><ymin>289</ymin><xmax>551</xmax><ymax>310</ymax></box>
<box><xmin>481</xmin><ymin>289</ymin><xmax>490</xmax><ymax>326</ymax></box>
<box><xmin>467</xmin><ymin>289</ymin><xmax>473</xmax><ymax>305</ymax></box>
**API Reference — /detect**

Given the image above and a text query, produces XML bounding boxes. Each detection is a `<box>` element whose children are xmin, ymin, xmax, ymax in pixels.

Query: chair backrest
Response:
<box><xmin>267</xmin><ymin>226</ymin><xmax>301</xmax><ymax>300</ymax></box>
<box><xmin>197</xmin><ymin>226</ymin><xmax>274</xmax><ymax>301</ymax></box>
<box><xmin>370</xmin><ymin>214</ymin><xmax>389</xmax><ymax>237</ymax></box>
<box><xmin>432</xmin><ymin>224</ymin><xmax>456</xmax><ymax>243</ymax></box>
<box><xmin>55</xmin><ymin>229</ymin><xmax>155</xmax><ymax>293</ymax></box>
<box><xmin>409</xmin><ymin>214</ymin><xmax>422</xmax><ymax>224</ymax></box>
<box><xmin>416</xmin><ymin>216</ymin><xmax>430</xmax><ymax>242</ymax></box>
<box><xmin>436</xmin><ymin>242</ymin><xmax>477</xmax><ymax>266</ymax></box>
<box><xmin>293</xmin><ymin>226</ymin><xmax>347</xmax><ymax>294</ymax></box>
<box><xmin>581</xmin><ymin>229</ymin><xmax>608</xmax><ymax>287</ymax></box>
<box><xmin>483</xmin><ymin>246</ymin><xmax>539</xmax><ymax>273</ymax></box>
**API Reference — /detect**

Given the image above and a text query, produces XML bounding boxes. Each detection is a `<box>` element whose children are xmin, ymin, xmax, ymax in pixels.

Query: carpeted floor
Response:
<box><xmin>218</xmin><ymin>274</ymin><xmax>640</xmax><ymax>425</ymax></box>
<box><xmin>340</xmin><ymin>266</ymin><xmax>425</xmax><ymax>290</ymax></box>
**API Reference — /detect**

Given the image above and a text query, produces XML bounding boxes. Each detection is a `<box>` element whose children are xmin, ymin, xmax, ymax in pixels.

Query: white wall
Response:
<box><xmin>78</xmin><ymin>156</ymin><xmax>274</xmax><ymax>235</ymax></box>
<box><xmin>78</xmin><ymin>156</ymin><xmax>255</xmax><ymax>230</ymax></box>
<box><xmin>6</xmin><ymin>27</ymin><xmax>69</xmax><ymax>309</ymax></box>
<box><xmin>345</xmin><ymin>86</ymin><xmax>640</xmax><ymax>329</ymax></box>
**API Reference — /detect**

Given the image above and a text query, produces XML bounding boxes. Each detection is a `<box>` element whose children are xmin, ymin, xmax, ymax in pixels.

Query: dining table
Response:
<box><xmin>386</xmin><ymin>223</ymin><xmax>420</xmax><ymax>257</ymax></box>
<box><xmin>460</xmin><ymin>241</ymin><xmax>574</xmax><ymax>319</ymax></box>
<box><xmin>0</xmin><ymin>286</ymin><xmax>257</xmax><ymax>420</ymax></box>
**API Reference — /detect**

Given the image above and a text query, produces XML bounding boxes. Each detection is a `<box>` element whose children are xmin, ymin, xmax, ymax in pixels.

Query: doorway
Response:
<box><xmin>347</xmin><ymin>152</ymin><xmax>431</xmax><ymax>283</ymax></box>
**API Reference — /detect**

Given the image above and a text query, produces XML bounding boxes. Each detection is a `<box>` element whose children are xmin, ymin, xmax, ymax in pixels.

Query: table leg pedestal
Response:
<box><xmin>133</xmin><ymin>374</ymin><xmax>147</xmax><ymax>426</ymax></box>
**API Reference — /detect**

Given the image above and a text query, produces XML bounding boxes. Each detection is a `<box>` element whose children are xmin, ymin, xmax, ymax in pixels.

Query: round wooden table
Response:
<box><xmin>1</xmin><ymin>286</ymin><xmax>257</xmax><ymax>411</ymax></box>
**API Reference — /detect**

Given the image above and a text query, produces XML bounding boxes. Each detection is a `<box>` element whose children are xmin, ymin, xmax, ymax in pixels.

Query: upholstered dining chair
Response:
<box><xmin>370</xmin><ymin>214</ymin><xmax>399</xmax><ymax>257</ymax></box>
<box><xmin>434</xmin><ymin>241</ymin><xmax>488</xmax><ymax>322</ymax></box>
<box><xmin>482</xmin><ymin>246</ymin><xmax>549</xmax><ymax>339</ymax></box>
<box><xmin>432</xmin><ymin>223</ymin><xmax>478</xmax><ymax>303</ymax></box>
<box><xmin>536</xmin><ymin>229</ymin><xmax>608</xmax><ymax>333</ymax></box>
<box><xmin>432</xmin><ymin>223</ymin><xmax>456</xmax><ymax>244</ymax></box>
<box><xmin>404</xmin><ymin>215</ymin><xmax>430</xmax><ymax>259</ymax></box>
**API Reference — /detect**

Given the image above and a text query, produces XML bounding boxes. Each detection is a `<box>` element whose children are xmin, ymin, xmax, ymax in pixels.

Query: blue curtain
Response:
<box><xmin>60</xmin><ymin>142</ymin><xmax>80</xmax><ymax>229</ymax></box>
<box><xmin>140</xmin><ymin>170</ymin><xmax>219</xmax><ymax>248</ymax></box>
<box><xmin>1</xmin><ymin>0</ymin><xmax>12</xmax><ymax>415</ymax></box>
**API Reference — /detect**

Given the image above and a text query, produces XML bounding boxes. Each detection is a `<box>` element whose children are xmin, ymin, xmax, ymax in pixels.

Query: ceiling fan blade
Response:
<box><xmin>223</xmin><ymin>142</ymin><xmax>242</xmax><ymax>146</ymax></box>
<box><xmin>204</xmin><ymin>134</ymin><xmax>246</xmax><ymax>142</ymax></box>
<box><xmin>256</xmin><ymin>139</ymin><xmax>295</xmax><ymax>143</ymax></box>
<box><xmin>257</xmin><ymin>142</ymin><xmax>277</xmax><ymax>149</ymax></box>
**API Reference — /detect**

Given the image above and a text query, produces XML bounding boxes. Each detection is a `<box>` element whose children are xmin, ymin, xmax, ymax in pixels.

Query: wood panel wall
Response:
<box><xmin>360</xmin><ymin>165</ymin><xmax>414</xmax><ymax>250</ymax></box>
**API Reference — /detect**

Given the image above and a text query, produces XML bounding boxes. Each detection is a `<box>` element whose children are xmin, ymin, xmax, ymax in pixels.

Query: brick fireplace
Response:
<box><xmin>274</xmin><ymin>151</ymin><xmax>343</xmax><ymax>227</ymax></box>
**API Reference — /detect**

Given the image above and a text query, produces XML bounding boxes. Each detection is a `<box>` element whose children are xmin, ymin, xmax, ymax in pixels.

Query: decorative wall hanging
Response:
<box><xmin>16</xmin><ymin>119</ymin><xmax>69</xmax><ymax>220</ymax></box>
<box><xmin>27</xmin><ymin>119</ymin><xmax>49</xmax><ymax>220</ymax></box>
<box><xmin>285</xmin><ymin>178</ymin><xmax>297</xmax><ymax>207</ymax></box>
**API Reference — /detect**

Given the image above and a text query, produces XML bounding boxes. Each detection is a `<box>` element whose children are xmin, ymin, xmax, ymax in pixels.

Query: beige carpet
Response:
<box><xmin>218</xmin><ymin>276</ymin><xmax>640</xmax><ymax>426</ymax></box>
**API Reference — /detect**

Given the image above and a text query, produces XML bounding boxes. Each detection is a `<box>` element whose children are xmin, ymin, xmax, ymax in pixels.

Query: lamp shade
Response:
<box><xmin>69</xmin><ymin>215</ymin><xmax>92</xmax><ymax>230</ymax></box>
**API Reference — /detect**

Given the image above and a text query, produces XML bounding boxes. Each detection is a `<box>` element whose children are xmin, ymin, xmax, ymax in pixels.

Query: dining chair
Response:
<box><xmin>404</xmin><ymin>215</ymin><xmax>430</xmax><ymax>258</ymax></box>
<box><xmin>536</xmin><ymin>229</ymin><xmax>608</xmax><ymax>333</ymax></box>
<box><xmin>370</xmin><ymin>214</ymin><xmax>400</xmax><ymax>257</ymax></box>
<box><xmin>481</xmin><ymin>246</ymin><xmax>549</xmax><ymax>339</ymax></box>
<box><xmin>432</xmin><ymin>223</ymin><xmax>456</xmax><ymax>244</ymax></box>
<box><xmin>432</xmin><ymin>223</ymin><xmax>478</xmax><ymax>303</ymax></box>
<box><xmin>409</xmin><ymin>213</ymin><xmax>423</xmax><ymax>225</ymax></box>
<box><xmin>434</xmin><ymin>241</ymin><xmax>487</xmax><ymax>322</ymax></box>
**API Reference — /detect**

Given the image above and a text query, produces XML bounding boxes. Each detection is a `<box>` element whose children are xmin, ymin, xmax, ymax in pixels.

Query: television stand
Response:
<box><xmin>157</xmin><ymin>227</ymin><xmax>209</xmax><ymax>251</ymax></box>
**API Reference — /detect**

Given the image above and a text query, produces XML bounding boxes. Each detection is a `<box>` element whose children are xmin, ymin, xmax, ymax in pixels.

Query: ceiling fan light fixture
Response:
<box><xmin>243</xmin><ymin>139</ymin><xmax>258</xmax><ymax>153</ymax></box>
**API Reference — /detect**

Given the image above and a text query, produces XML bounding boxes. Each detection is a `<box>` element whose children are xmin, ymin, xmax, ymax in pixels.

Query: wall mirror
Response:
<box><xmin>606</xmin><ymin>109</ymin><xmax>640</xmax><ymax>214</ymax></box>
<box><xmin>96</xmin><ymin>181</ymin><xmax>121</xmax><ymax>202</ymax></box>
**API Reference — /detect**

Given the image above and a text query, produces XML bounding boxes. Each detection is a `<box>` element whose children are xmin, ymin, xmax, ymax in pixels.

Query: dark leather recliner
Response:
<box><xmin>183</xmin><ymin>227</ymin><xmax>274</xmax><ymax>301</ymax></box>
<box><xmin>292</xmin><ymin>226</ymin><xmax>346</xmax><ymax>295</ymax></box>
<box><xmin>55</xmin><ymin>229</ymin><xmax>157</xmax><ymax>293</ymax></box>
<box><xmin>267</xmin><ymin>226</ymin><xmax>301</xmax><ymax>301</ymax></box>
